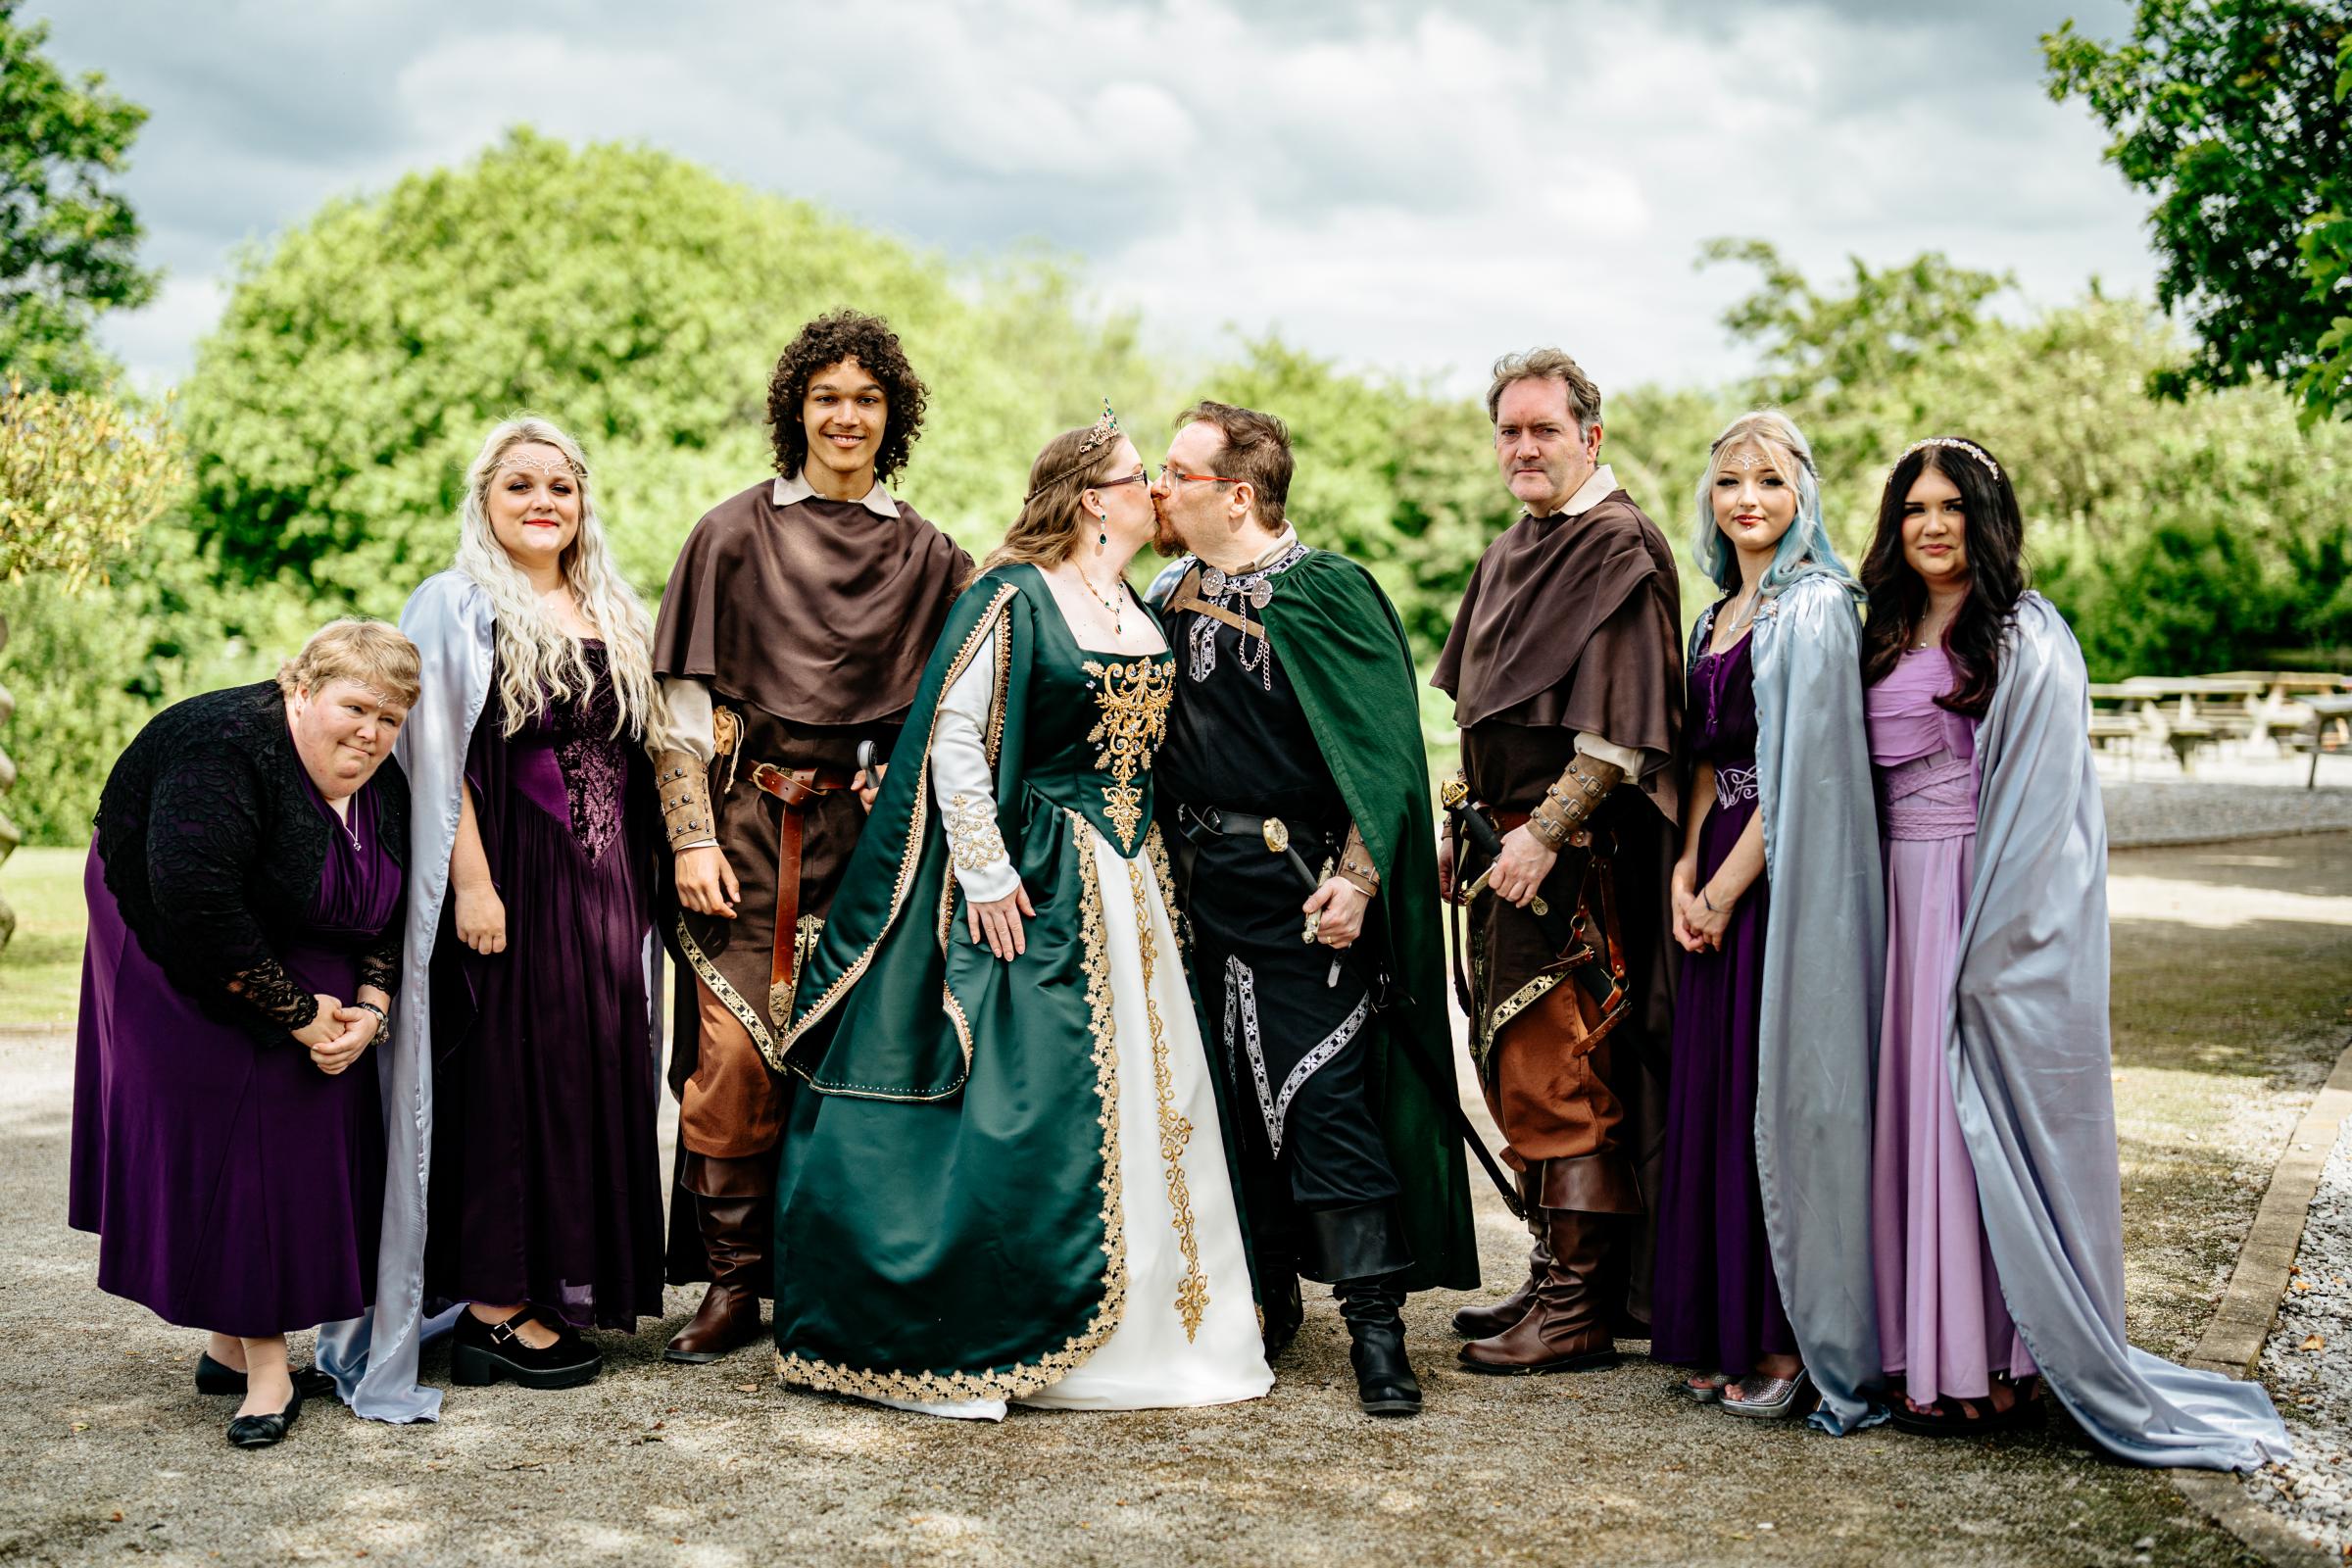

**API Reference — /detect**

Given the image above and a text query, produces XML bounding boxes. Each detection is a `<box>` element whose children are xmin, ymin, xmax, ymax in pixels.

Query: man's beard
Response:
<box><xmin>1151</xmin><ymin>515</ymin><xmax>1185</xmax><ymax>557</ymax></box>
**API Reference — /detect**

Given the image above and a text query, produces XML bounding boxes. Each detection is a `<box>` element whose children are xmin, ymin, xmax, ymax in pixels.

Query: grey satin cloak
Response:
<box><xmin>316</xmin><ymin>570</ymin><xmax>666</xmax><ymax>1423</ymax></box>
<box><xmin>1943</xmin><ymin>594</ymin><xmax>2286</xmax><ymax>1470</ymax></box>
<box><xmin>1733</xmin><ymin>569</ymin><xmax>1886</xmax><ymax>1435</ymax></box>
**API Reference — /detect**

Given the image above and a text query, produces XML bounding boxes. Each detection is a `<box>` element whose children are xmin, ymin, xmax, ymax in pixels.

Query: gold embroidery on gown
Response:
<box><xmin>1083</xmin><ymin>658</ymin><xmax>1173</xmax><ymax>853</ymax></box>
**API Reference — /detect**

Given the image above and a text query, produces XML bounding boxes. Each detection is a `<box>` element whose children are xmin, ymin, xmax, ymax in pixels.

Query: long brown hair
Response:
<box><xmin>966</xmin><ymin>425</ymin><xmax>1127</xmax><ymax>587</ymax></box>
<box><xmin>1858</xmin><ymin>438</ymin><xmax>2027</xmax><ymax>717</ymax></box>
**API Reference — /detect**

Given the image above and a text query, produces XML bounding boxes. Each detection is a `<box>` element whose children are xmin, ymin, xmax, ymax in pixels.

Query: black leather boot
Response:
<box><xmin>1335</xmin><ymin>1276</ymin><xmax>1422</xmax><ymax>1417</ymax></box>
<box><xmin>1262</xmin><ymin>1271</ymin><xmax>1304</xmax><ymax>1361</ymax></box>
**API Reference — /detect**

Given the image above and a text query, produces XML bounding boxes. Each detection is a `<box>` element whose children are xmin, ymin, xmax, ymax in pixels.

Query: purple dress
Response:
<box><xmin>1649</xmin><ymin>622</ymin><xmax>1797</xmax><ymax>1373</ymax></box>
<box><xmin>71</xmin><ymin>773</ymin><xmax>399</xmax><ymax>1338</ymax></box>
<box><xmin>1867</xmin><ymin>649</ymin><xmax>2034</xmax><ymax>1399</ymax></box>
<box><xmin>423</xmin><ymin>644</ymin><xmax>664</xmax><ymax>1331</ymax></box>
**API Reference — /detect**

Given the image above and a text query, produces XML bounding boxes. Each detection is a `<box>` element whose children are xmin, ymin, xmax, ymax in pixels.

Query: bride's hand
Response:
<box><xmin>966</xmin><ymin>884</ymin><xmax>1037</xmax><ymax>960</ymax></box>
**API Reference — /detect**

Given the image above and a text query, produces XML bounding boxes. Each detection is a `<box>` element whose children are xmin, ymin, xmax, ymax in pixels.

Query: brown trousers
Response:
<box><xmin>1484</xmin><ymin>980</ymin><xmax>1641</xmax><ymax>1214</ymax></box>
<box><xmin>677</xmin><ymin>977</ymin><xmax>786</xmax><ymax>1161</ymax></box>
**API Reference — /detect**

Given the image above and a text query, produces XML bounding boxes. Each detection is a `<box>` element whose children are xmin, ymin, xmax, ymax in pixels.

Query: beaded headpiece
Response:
<box><xmin>1898</xmin><ymin>436</ymin><xmax>2001</xmax><ymax>483</ymax></box>
<box><xmin>1023</xmin><ymin>399</ymin><xmax>1123</xmax><ymax>501</ymax></box>
<box><xmin>492</xmin><ymin>451</ymin><xmax>585</xmax><ymax>482</ymax></box>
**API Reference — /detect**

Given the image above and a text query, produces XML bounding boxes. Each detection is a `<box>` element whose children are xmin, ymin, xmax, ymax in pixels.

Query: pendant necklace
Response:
<box><xmin>1720</xmin><ymin>589</ymin><xmax>1759</xmax><ymax>642</ymax></box>
<box><xmin>1077</xmin><ymin>564</ymin><xmax>1125</xmax><ymax>637</ymax></box>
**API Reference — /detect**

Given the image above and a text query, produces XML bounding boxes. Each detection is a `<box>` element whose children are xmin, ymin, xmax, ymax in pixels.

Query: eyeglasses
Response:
<box><xmin>1090</xmin><ymin>467</ymin><xmax>1151</xmax><ymax>490</ymax></box>
<box><xmin>1157</xmin><ymin>466</ymin><xmax>1242</xmax><ymax>488</ymax></box>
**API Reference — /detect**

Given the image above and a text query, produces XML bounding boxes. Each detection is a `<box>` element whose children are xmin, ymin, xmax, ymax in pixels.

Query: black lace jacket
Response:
<box><xmin>93</xmin><ymin>681</ymin><xmax>409</xmax><ymax>1041</ymax></box>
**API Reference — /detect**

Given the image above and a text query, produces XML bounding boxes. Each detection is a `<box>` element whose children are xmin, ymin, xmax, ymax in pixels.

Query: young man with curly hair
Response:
<box><xmin>650</xmin><ymin>311</ymin><xmax>972</xmax><ymax>1364</ymax></box>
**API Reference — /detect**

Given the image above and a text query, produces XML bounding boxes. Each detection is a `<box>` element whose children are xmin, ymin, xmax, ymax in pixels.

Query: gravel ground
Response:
<box><xmin>2101</xmin><ymin>781</ymin><xmax>2352</xmax><ymax>850</ymax></box>
<box><xmin>2241</xmin><ymin>1125</ymin><xmax>2352</xmax><ymax>1558</ymax></box>
<box><xmin>12</xmin><ymin>838</ymin><xmax>2344</xmax><ymax>1566</ymax></box>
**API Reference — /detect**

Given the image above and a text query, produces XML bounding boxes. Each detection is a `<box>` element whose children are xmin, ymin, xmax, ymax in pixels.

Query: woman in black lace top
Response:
<box><xmin>70</xmin><ymin>619</ymin><xmax>416</xmax><ymax>1449</ymax></box>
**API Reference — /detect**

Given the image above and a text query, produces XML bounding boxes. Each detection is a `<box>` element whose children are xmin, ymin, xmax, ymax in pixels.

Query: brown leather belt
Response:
<box><xmin>749</xmin><ymin>763</ymin><xmax>855</xmax><ymax>1001</ymax></box>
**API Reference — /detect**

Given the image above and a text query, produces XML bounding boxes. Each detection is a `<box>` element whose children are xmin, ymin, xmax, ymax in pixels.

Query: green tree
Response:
<box><xmin>0</xmin><ymin>377</ymin><xmax>181</xmax><ymax>585</ymax></box>
<box><xmin>1707</xmin><ymin>242</ymin><xmax>2352</xmax><ymax>677</ymax></box>
<box><xmin>181</xmin><ymin>128</ymin><xmax>1166</xmax><ymax>611</ymax></box>
<box><xmin>0</xmin><ymin>378</ymin><xmax>185</xmax><ymax>939</ymax></box>
<box><xmin>2044</xmin><ymin>0</ymin><xmax>2352</xmax><ymax>421</ymax></box>
<box><xmin>1700</xmin><ymin>238</ymin><xmax>2012</xmax><ymax>494</ymax></box>
<box><xmin>0</xmin><ymin>0</ymin><xmax>159</xmax><ymax>391</ymax></box>
<box><xmin>2291</xmin><ymin>33</ymin><xmax>2352</xmax><ymax>423</ymax></box>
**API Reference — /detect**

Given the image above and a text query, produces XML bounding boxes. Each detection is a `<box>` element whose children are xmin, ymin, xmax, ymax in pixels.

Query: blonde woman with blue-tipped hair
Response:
<box><xmin>1647</xmin><ymin>411</ymin><xmax>1885</xmax><ymax>1435</ymax></box>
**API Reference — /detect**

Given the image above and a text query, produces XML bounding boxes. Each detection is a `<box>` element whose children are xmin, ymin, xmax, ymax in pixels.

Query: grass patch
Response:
<box><xmin>0</xmin><ymin>844</ymin><xmax>87</xmax><ymax>1032</ymax></box>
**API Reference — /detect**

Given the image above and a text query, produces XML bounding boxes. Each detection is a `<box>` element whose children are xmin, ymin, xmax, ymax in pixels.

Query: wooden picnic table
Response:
<box><xmin>2308</xmin><ymin>693</ymin><xmax>2352</xmax><ymax>789</ymax></box>
<box><xmin>2207</xmin><ymin>670</ymin><xmax>2352</xmax><ymax>697</ymax></box>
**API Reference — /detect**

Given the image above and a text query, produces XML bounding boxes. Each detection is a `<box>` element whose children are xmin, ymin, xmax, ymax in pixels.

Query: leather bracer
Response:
<box><xmin>1528</xmin><ymin>754</ymin><xmax>1623</xmax><ymax>851</ymax></box>
<box><xmin>658</xmin><ymin>750</ymin><xmax>717</xmax><ymax>851</ymax></box>
<box><xmin>1334</xmin><ymin>821</ymin><xmax>1380</xmax><ymax>896</ymax></box>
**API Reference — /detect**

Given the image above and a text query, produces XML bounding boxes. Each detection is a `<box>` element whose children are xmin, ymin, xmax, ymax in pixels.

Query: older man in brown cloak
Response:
<box><xmin>1431</xmin><ymin>347</ymin><xmax>1682</xmax><ymax>1376</ymax></box>
<box><xmin>651</xmin><ymin>311</ymin><xmax>971</xmax><ymax>1363</ymax></box>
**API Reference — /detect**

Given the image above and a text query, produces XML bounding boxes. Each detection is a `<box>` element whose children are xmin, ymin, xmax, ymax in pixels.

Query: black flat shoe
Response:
<box><xmin>225</xmin><ymin>1383</ymin><xmax>303</xmax><ymax>1449</ymax></box>
<box><xmin>451</xmin><ymin>1306</ymin><xmax>603</xmax><ymax>1391</ymax></box>
<box><xmin>195</xmin><ymin>1354</ymin><xmax>336</xmax><ymax>1399</ymax></box>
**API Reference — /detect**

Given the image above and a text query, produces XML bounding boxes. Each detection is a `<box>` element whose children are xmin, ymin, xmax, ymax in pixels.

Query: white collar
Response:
<box><xmin>772</xmin><ymin>470</ymin><xmax>899</xmax><ymax>519</ymax></box>
<box><xmin>1530</xmin><ymin>463</ymin><xmax>1618</xmax><ymax>522</ymax></box>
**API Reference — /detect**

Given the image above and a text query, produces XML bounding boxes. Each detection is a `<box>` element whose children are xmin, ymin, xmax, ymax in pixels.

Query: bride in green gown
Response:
<box><xmin>769</xmin><ymin>409</ymin><xmax>1273</xmax><ymax>1417</ymax></box>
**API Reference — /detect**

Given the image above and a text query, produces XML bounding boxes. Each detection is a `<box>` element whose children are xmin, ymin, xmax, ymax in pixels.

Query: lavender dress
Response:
<box><xmin>421</xmin><ymin>644</ymin><xmax>664</xmax><ymax>1330</ymax></box>
<box><xmin>1650</xmin><ymin>623</ymin><xmax>1798</xmax><ymax>1374</ymax></box>
<box><xmin>1867</xmin><ymin>649</ymin><xmax>2034</xmax><ymax>1400</ymax></box>
<box><xmin>71</xmin><ymin>773</ymin><xmax>400</xmax><ymax>1338</ymax></box>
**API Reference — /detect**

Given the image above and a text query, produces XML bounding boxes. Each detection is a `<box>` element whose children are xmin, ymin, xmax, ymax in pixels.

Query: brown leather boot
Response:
<box><xmin>1456</xmin><ymin>1208</ymin><xmax>1622</xmax><ymax>1375</ymax></box>
<box><xmin>1450</xmin><ymin>1175</ymin><xmax>1548</xmax><ymax>1339</ymax></box>
<box><xmin>664</xmin><ymin>1154</ymin><xmax>771</xmax><ymax>1364</ymax></box>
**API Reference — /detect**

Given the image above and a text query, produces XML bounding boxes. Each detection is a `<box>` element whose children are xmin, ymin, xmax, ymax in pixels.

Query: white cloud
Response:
<box><xmin>36</xmin><ymin>0</ymin><xmax>2158</xmax><ymax>395</ymax></box>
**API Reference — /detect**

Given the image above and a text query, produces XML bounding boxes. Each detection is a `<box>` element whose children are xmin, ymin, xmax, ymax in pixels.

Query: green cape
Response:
<box><xmin>1165</xmin><ymin>549</ymin><xmax>1480</xmax><ymax>1292</ymax></box>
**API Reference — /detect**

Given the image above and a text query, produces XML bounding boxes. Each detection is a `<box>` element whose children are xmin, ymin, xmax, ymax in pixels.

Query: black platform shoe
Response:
<box><xmin>195</xmin><ymin>1353</ymin><xmax>336</xmax><ymax>1399</ymax></box>
<box><xmin>450</xmin><ymin>1306</ymin><xmax>603</xmax><ymax>1390</ymax></box>
<box><xmin>225</xmin><ymin>1382</ymin><xmax>304</xmax><ymax>1449</ymax></box>
<box><xmin>1335</xmin><ymin>1277</ymin><xmax>1423</xmax><ymax>1418</ymax></box>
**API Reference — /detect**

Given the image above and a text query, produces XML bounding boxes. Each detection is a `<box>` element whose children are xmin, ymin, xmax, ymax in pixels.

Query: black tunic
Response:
<box><xmin>1158</xmin><ymin>557</ymin><xmax>1396</xmax><ymax>1219</ymax></box>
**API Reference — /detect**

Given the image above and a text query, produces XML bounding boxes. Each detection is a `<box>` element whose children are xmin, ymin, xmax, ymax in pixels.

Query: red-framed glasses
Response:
<box><xmin>1157</xmin><ymin>465</ymin><xmax>1242</xmax><ymax>487</ymax></box>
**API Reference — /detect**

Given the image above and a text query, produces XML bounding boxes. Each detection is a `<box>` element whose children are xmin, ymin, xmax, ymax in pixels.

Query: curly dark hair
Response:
<box><xmin>764</xmin><ymin>311</ymin><xmax>929</xmax><ymax>484</ymax></box>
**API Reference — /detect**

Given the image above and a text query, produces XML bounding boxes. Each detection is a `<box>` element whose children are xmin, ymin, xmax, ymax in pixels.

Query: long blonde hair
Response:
<box><xmin>967</xmin><ymin>425</ymin><xmax>1129</xmax><ymax>587</ymax></box>
<box><xmin>454</xmin><ymin>416</ymin><xmax>667</xmax><ymax>749</ymax></box>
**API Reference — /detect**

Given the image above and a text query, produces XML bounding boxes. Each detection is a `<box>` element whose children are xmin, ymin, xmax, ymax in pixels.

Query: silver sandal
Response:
<box><xmin>1720</xmin><ymin>1367</ymin><xmax>1815</xmax><ymax>1420</ymax></box>
<box><xmin>1669</xmin><ymin>1372</ymin><xmax>1734</xmax><ymax>1404</ymax></box>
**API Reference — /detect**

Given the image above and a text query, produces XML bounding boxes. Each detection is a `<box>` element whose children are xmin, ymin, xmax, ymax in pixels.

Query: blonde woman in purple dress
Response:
<box><xmin>1859</xmin><ymin>436</ymin><xmax>2285</xmax><ymax>1469</ymax></box>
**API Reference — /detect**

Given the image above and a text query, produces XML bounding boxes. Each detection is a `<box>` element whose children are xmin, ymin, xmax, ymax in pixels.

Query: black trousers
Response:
<box><xmin>1196</xmin><ymin>915</ymin><xmax>1401</xmax><ymax>1287</ymax></box>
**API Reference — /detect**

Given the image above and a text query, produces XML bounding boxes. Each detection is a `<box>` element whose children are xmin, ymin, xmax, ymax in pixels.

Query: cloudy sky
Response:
<box><xmin>36</xmin><ymin>0</ymin><xmax>2153</xmax><ymax>398</ymax></box>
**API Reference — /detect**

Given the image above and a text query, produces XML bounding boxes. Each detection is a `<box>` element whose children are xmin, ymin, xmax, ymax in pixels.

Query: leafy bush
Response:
<box><xmin>180</xmin><ymin>128</ymin><xmax>1167</xmax><ymax>611</ymax></box>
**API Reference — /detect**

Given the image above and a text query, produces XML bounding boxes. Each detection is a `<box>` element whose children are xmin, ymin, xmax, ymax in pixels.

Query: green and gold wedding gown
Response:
<box><xmin>769</xmin><ymin>563</ymin><xmax>1272</xmax><ymax>1416</ymax></box>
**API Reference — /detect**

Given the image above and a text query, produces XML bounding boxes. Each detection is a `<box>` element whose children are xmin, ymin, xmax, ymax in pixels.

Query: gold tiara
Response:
<box><xmin>1023</xmin><ymin>398</ymin><xmax>1122</xmax><ymax>501</ymax></box>
<box><xmin>1899</xmin><ymin>437</ymin><xmax>2000</xmax><ymax>482</ymax></box>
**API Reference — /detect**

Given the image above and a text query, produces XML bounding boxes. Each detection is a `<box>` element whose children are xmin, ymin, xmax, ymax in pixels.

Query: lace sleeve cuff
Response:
<box><xmin>931</xmin><ymin>627</ymin><xmax>1019</xmax><ymax>903</ymax></box>
<box><xmin>227</xmin><ymin>961</ymin><xmax>320</xmax><ymax>1035</ymax></box>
